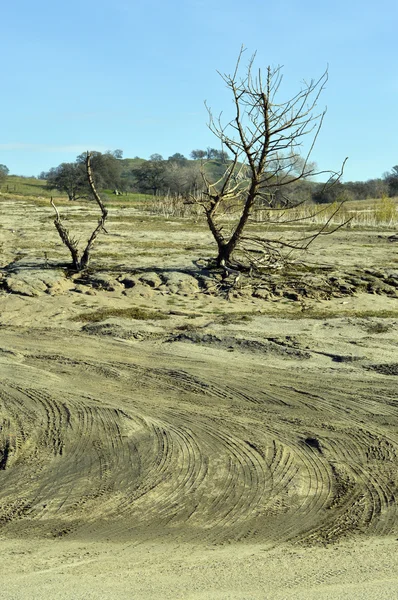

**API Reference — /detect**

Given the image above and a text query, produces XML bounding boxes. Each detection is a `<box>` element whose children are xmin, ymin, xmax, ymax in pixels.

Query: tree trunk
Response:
<box><xmin>216</xmin><ymin>241</ymin><xmax>234</xmax><ymax>266</ymax></box>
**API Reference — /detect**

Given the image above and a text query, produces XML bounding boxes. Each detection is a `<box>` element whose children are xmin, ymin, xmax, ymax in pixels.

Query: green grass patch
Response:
<box><xmin>103</xmin><ymin>191</ymin><xmax>154</xmax><ymax>207</ymax></box>
<box><xmin>72</xmin><ymin>306</ymin><xmax>169</xmax><ymax>323</ymax></box>
<box><xmin>1</xmin><ymin>176</ymin><xmax>55</xmax><ymax>198</ymax></box>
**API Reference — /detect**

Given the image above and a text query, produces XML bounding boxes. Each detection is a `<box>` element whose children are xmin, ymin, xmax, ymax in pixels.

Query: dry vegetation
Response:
<box><xmin>146</xmin><ymin>191</ymin><xmax>398</xmax><ymax>228</ymax></box>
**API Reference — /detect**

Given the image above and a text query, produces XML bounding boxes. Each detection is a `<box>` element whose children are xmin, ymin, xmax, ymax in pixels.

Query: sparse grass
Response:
<box><xmin>280</xmin><ymin>309</ymin><xmax>398</xmax><ymax>320</ymax></box>
<box><xmin>0</xmin><ymin>192</ymin><xmax>70</xmax><ymax>208</ymax></box>
<box><xmin>363</xmin><ymin>322</ymin><xmax>393</xmax><ymax>334</ymax></box>
<box><xmin>175</xmin><ymin>323</ymin><xmax>201</xmax><ymax>331</ymax></box>
<box><xmin>72</xmin><ymin>307</ymin><xmax>169</xmax><ymax>323</ymax></box>
<box><xmin>218</xmin><ymin>313</ymin><xmax>254</xmax><ymax>324</ymax></box>
<box><xmin>103</xmin><ymin>190</ymin><xmax>152</xmax><ymax>203</ymax></box>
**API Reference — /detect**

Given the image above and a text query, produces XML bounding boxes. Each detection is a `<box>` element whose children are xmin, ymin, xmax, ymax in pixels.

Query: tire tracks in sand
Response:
<box><xmin>0</xmin><ymin>335</ymin><xmax>397</xmax><ymax>545</ymax></box>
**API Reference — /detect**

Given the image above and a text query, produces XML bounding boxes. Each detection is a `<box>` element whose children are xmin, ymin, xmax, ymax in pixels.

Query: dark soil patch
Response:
<box><xmin>168</xmin><ymin>331</ymin><xmax>311</xmax><ymax>359</ymax></box>
<box><xmin>364</xmin><ymin>363</ymin><xmax>398</xmax><ymax>376</ymax></box>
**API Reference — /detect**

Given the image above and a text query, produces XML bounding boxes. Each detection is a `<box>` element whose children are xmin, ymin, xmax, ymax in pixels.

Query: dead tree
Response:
<box><xmin>192</xmin><ymin>48</ymin><xmax>346</xmax><ymax>269</ymax></box>
<box><xmin>51</xmin><ymin>152</ymin><xmax>108</xmax><ymax>271</ymax></box>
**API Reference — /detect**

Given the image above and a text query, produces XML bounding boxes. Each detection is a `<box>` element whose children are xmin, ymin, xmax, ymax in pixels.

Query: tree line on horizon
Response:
<box><xmin>32</xmin><ymin>149</ymin><xmax>227</xmax><ymax>201</ymax></box>
<box><xmin>35</xmin><ymin>152</ymin><xmax>398</xmax><ymax>204</ymax></box>
<box><xmin>1</xmin><ymin>152</ymin><xmax>398</xmax><ymax>204</ymax></box>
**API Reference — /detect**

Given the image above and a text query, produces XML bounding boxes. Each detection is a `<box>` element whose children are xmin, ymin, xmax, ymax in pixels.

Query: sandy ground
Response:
<box><xmin>0</xmin><ymin>196</ymin><xmax>398</xmax><ymax>598</ymax></box>
<box><xmin>2</xmin><ymin>536</ymin><xmax>398</xmax><ymax>599</ymax></box>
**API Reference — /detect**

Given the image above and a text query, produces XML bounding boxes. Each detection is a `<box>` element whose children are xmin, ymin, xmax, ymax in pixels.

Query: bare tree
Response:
<box><xmin>192</xmin><ymin>48</ymin><xmax>346</xmax><ymax>268</ymax></box>
<box><xmin>51</xmin><ymin>152</ymin><xmax>108</xmax><ymax>271</ymax></box>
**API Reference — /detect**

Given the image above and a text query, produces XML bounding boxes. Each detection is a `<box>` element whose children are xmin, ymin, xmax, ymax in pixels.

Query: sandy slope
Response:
<box><xmin>1</xmin><ymin>319</ymin><xmax>397</xmax><ymax>598</ymax></box>
<box><xmin>1</xmin><ymin>196</ymin><xmax>398</xmax><ymax>598</ymax></box>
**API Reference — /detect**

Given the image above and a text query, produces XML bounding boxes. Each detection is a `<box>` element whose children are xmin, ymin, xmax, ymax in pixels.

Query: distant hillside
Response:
<box><xmin>0</xmin><ymin>159</ymin><xmax>233</xmax><ymax>201</ymax></box>
<box><xmin>120</xmin><ymin>157</ymin><xmax>147</xmax><ymax>170</ymax></box>
<box><xmin>119</xmin><ymin>156</ymin><xmax>231</xmax><ymax>184</ymax></box>
<box><xmin>0</xmin><ymin>175</ymin><xmax>53</xmax><ymax>198</ymax></box>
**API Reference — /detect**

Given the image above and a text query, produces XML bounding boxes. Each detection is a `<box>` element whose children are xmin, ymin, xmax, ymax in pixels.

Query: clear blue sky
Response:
<box><xmin>1</xmin><ymin>0</ymin><xmax>397</xmax><ymax>182</ymax></box>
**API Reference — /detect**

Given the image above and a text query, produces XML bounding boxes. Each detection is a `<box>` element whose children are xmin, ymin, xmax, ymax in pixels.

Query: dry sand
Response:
<box><xmin>0</xmin><ymin>196</ymin><xmax>398</xmax><ymax>598</ymax></box>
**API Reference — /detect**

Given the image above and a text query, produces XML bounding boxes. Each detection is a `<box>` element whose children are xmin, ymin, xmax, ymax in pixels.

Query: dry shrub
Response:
<box><xmin>252</xmin><ymin>197</ymin><xmax>398</xmax><ymax>229</ymax></box>
<box><xmin>374</xmin><ymin>195</ymin><xmax>397</xmax><ymax>225</ymax></box>
<box><xmin>145</xmin><ymin>193</ymin><xmax>202</xmax><ymax>218</ymax></box>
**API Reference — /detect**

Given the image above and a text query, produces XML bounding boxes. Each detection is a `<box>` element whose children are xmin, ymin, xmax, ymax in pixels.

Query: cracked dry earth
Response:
<box><xmin>0</xmin><ymin>196</ymin><xmax>398</xmax><ymax>599</ymax></box>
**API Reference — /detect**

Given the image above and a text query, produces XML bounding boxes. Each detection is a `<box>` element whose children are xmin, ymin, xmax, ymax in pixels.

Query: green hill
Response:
<box><xmin>0</xmin><ymin>175</ymin><xmax>54</xmax><ymax>198</ymax></box>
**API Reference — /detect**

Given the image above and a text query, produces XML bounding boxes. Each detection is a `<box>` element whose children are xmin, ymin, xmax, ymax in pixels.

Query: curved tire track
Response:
<box><xmin>0</xmin><ymin>340</ymin><xmax>397</xmax><ymax>545</ymax></box>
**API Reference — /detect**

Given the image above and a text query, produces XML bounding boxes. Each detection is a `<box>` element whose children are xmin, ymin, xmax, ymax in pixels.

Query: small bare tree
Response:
<box><xmin>193</xmin><ymin>48</ymin><xmax>346</xmax><ymax>268</ymax></box>
<box><xmin>51</xmin><ymin>152</ymin><xmax>108</xmax><ymax>271</ymax></box>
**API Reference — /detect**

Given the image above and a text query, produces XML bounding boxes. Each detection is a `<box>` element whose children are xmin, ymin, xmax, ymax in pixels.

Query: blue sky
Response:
<box><xmin>1</xmin><ymin>0</ymin><xmax>397</xmax><ymax>181</ymax></box>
